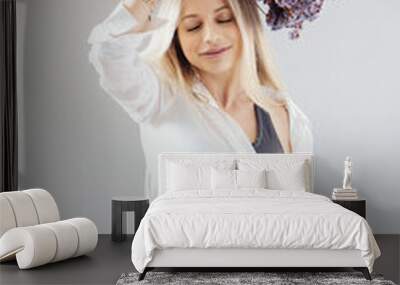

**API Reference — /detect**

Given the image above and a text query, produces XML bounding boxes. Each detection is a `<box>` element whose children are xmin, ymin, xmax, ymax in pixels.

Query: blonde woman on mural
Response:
<box><xmin>88</xmin><ymin>0</ymin><xmax>313</xmax><ymax>200</ymax></box>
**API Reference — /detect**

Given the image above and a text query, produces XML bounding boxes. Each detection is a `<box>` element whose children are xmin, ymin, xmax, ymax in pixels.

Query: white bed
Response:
<box><xmin>131</xmin><ymin>153</ymin><xmax>381</xmax><ymax>281</ymax></box>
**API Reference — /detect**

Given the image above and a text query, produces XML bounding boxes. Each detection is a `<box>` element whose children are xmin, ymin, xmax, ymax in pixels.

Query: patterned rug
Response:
<box><xmin>116</xmin><ymin>271</ymin><xmax>397</xmax><ymax>285</ymax></box>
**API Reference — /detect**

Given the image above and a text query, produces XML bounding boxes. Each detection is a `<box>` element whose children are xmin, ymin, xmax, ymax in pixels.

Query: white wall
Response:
<box><xmin>17</xmin><ymin>0</ymin><xmax>400</xmax><ymax>234</ymax></box>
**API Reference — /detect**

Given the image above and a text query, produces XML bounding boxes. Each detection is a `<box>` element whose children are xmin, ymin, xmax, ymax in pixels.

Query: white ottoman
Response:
<box><xmin>0</xmin><ymin>189</ymin><xmax>98</xmax><ymax>269</ymax></box>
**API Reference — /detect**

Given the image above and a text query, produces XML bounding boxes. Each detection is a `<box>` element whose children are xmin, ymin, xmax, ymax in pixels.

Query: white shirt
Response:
<box><xmin>87</xmin><ymin>2</ymin><xmax>313</xmax><ymax>200</ymax></box>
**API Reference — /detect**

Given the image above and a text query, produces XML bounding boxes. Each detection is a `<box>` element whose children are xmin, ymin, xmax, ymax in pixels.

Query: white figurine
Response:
<box><xmin>342</xmin><ymin>156</ymin><xmax>352</xmax><ymax>190</ymax></box>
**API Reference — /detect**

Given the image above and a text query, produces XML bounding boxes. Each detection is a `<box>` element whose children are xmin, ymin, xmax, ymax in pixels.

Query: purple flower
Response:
<box><xmin>258</xmin><ymin>0</ymin><xmax>325</xmax><ymax>39</ymax></box>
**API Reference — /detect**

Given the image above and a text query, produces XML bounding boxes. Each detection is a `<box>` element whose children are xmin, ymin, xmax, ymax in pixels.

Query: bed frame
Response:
<box><xmin>138</xmin><ymin>153</ymin><xmax>372</xmax><ymax>281</ymax></box>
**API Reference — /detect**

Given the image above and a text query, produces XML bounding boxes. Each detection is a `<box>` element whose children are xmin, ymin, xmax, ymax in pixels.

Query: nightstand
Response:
<box><xmin>332</xmin><ymin>199</ymin><xmax>366</xmax><ymax>219</ymax></box>
<box><xmin>112</xmin><ymin>196</ymin><xmax>149</xmax><ymax>242</ymax></box>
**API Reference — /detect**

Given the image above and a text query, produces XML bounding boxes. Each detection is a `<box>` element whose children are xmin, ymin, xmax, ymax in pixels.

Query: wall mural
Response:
<box><xmin>88</xmin><ymin>0</ymin><xmax>326</xmax><ymax>199</ymax></box>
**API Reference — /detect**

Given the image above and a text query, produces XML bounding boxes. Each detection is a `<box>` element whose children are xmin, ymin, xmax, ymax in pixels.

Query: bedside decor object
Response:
<box><xmin>0</xmin><ymin>188</ymin><xmax>98</xmax><ymax>269</ymax></box>
<box><xmin>112</xmin><ymin>196</ymin><xmax>149</xmax><ymax>242</ymax></box>
<box><xmin>332</xmin><ymin>188</ymin><xmax>359</xmax><ymax>200</ymax></box>
<box><xmin>342</xmin><ymin>156</ymin><xmax>353</xmax><ymax>190</ymax></box>
<box><xmin>332</xmin><ymin>199</ymin><xmax>366</xmax><ymax>219</ymax></box>
<box><xmin>332</xmin><ymin>156</ymin><xmax>359</xmax><ymax>200</ymax></box>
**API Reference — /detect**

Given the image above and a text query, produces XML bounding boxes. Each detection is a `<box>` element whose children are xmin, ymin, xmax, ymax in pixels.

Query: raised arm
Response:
<box><xmin>87</xmin><ymin>0</ymin><xmax>169</xmax><ymax>123</ymax></box>
<box><xmin>122</xmin><ymin>0</ymin><xmax>156</xmax><ymax>31</ymax></box>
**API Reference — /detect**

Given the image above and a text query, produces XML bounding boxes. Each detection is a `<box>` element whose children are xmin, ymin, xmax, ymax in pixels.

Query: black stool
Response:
<box><xmin>111</xmin><ymin>196</ymin><xmax>149</xmax><ymax>242</ymax></box>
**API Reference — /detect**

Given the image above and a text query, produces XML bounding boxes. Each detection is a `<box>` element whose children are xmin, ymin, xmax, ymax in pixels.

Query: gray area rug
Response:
<box><xmin>116</xmin><ymin>271</ymin><xmax>396</xmax><ymax>285</ymax></box>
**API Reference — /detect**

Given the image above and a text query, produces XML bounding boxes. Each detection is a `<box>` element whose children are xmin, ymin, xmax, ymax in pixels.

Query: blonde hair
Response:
<box><xmin>139</xmin><ymin>0</ymin><xmax>287</xmax><ymax>106</ymax></box>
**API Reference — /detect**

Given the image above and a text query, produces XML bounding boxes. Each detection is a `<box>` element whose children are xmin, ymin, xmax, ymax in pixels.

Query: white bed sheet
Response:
<box><xmin>131</xmin><ymin>189</ymin><xmax>380</xmax><ymax>273</ymax></box>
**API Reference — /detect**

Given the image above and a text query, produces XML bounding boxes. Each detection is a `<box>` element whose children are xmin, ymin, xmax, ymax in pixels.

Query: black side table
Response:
<box><xmin>332</xmin><ymin>199</ymin><xmax>366</xmax><ymax>219</ymax></box>
<box><xmin>112</xmin><ymin>196</ymin><xmax>149</xmax><ymax>242</ymax></box>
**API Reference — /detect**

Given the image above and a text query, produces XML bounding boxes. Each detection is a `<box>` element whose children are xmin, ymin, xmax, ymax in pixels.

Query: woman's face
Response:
<box><xmin>177</xmin><ymin>0</ymin><xmax>242</xmax><ymax>76</ymax></box>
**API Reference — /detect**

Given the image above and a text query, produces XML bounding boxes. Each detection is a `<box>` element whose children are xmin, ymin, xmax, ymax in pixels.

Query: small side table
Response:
<box><xmin>332</xmin><ymin>198</ymin><xmax>366</xmax><ymax>219</ymax></box>
<box><xmin>112</xmin><ymin>196</ymin><xmax>149</xmax><ymax>242</ymax></box>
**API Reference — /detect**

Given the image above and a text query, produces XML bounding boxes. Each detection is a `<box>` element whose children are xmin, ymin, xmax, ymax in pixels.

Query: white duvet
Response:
<box><xmin>131</xmin><ymin>189</ymin><xmax>381</xmax><ymax>273</ymax></box>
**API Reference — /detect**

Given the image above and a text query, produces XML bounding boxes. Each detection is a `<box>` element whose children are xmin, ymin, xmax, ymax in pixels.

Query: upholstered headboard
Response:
<box><xmin>158</xmin><ymin>152</ymin><xmax>314</xmax><ymax>195</ymax></box>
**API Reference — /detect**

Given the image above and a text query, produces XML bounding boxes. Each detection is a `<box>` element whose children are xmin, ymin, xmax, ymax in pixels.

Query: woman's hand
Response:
<box><xmin>123</xmin><ymin>0</ymin><xmax>158</xmax><ymax>24</ymax></box>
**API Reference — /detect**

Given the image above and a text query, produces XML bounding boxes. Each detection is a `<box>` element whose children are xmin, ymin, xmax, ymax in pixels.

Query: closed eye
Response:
<box><xmin>216</xmin><ymin>9</ymin><xmax>234</xmax><ymax>24</ymax></box>
<box><xmin>217</xmin><ymin>18</ymin><xmax>233</xmax><ymax>23</ymax></box>
<box><xmin>186</xmin><ymin>18</ymin><xmax>233</xmax><ymax>32</ymax></box>
<box><xmin>187</xmin><ymin>24</ymin><xmax>201</xmax><ymax>32</ymax></box>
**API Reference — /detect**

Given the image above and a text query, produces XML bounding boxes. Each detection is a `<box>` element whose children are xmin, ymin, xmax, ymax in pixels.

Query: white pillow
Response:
<box><xmin>166</xmin><ymin>160</ymin><xmax>236</xmax><ymax>191</ymax></box>
<box><xmin>211</xmin><ymin>168</ymin><xmax>268</xmax><ymax>190</ymax></box>
<box><xmin>236</xmin><ymin>169</ymin><xmax>268</xmax><ymax>189</ymax></box>
<box><xmin>211</xmin><ymin>168</ymin><xmax>236</xmax><ymax>190</ymax></box>
<box><xmin>237</xmin><ymin>159</ymin><xmax>309</xmax><ymax>191</ymax></box>
<box><xmin>167</xmin><ymin>162</ymin><xmax>210</xmax><ymax>191</ymax></box>
<box><xmin>266</xmin><ymin>167</ymin><xmax>306</xmax><ymax>191</ymax></box>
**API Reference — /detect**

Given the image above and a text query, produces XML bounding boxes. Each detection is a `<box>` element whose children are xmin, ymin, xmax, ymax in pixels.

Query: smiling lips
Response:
<box><xmin>200</xmin><ymin>45</ymin><xmax>232</xmax><ymax>58</ymax></box>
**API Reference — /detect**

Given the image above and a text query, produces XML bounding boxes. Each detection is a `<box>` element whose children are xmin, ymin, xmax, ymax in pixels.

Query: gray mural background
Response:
<box><xmin>16</xmin><ymin>0</ymin><xmax>400</xmax><ymax>233</ymax></box>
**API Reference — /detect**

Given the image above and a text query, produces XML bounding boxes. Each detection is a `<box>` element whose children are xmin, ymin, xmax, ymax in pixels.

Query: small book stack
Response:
<box><xmin>332</xmin><ymin>188</ymin><xmax>359</xmax><ymax>200</ymax></box>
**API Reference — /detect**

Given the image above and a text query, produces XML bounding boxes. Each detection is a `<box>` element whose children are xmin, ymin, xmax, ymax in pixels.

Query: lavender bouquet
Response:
<box><xmin>256</xmin><ymin>0</ymin><xmax>325</xmax><ymax>39</ymax></box>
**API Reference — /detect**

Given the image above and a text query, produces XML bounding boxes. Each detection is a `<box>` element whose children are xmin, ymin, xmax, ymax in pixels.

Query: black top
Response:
<box><xmin>252</xmin><ymin>104</ymin><xmax>284</xmax><ymax>153</ymax></box>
